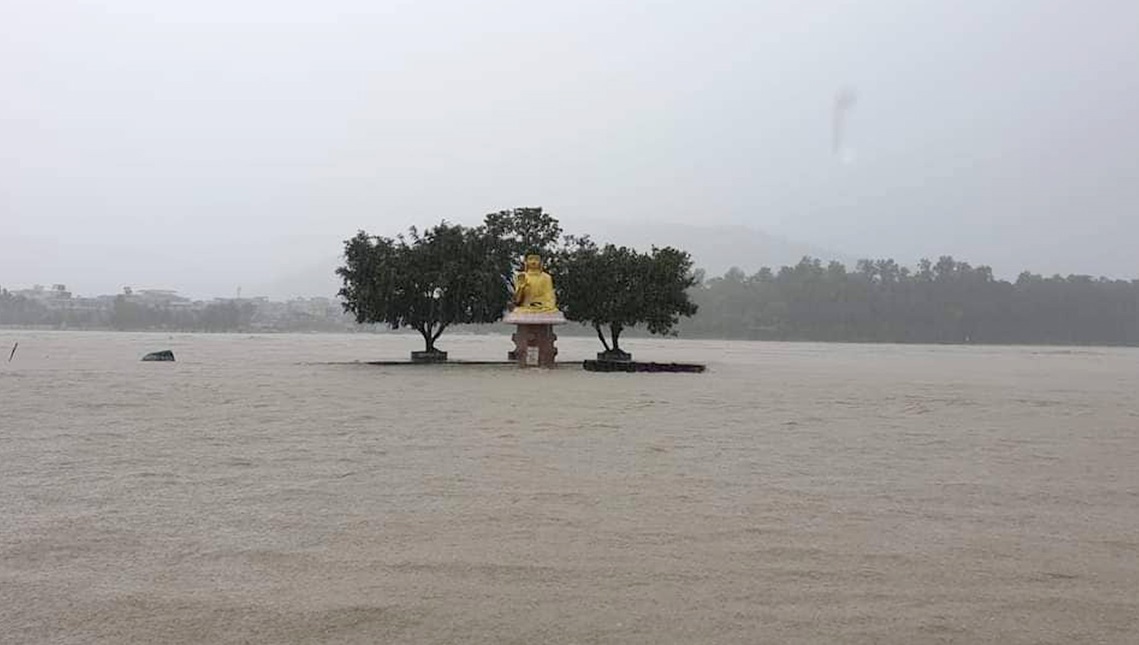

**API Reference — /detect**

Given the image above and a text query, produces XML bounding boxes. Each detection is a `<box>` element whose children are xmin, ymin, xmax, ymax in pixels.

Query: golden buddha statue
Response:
<box><xmin>505</xmin><ymin>253</ymin><xmax>564</xmax><ymax>366</ymax></box>
<box><xmin>512</xmin><ymin>253</ymin><xmax>558</xmax><ymax>313</ymax></box>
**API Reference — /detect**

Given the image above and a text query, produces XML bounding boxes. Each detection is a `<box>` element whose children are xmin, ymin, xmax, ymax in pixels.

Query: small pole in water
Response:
<box><xmin>7</xmin><ymin>342</ymin><xmax>17</xmax><ymax>362</ymax></box>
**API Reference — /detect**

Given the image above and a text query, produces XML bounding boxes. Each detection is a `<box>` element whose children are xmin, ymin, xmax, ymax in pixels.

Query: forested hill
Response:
<box><xmin>679</xmin><ymin>256</ymin><xmax>1139</xmax><ymax>346</ymax></box>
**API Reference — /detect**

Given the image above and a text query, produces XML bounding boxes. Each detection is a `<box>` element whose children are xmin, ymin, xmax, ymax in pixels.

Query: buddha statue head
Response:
<box><xmin>523</xmin><ymin>253</ymin><xmax>543</xmax><ymax>273</ymax></box>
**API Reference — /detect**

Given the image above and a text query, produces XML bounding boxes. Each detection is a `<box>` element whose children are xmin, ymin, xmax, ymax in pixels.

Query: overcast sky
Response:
<box><xmin>3</xmin><ymin>0</ymin><xmax>1138</xmax><ymax>298</ymax></box>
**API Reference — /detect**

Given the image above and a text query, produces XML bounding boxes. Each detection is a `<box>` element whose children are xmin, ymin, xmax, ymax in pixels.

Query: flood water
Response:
<box><xmin>2</xmin><ymin>330</ymin><xmax>1138</xmax><ymax>643</ymax></box>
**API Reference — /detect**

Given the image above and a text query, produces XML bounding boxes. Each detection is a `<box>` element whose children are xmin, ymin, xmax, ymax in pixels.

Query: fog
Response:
<box><xmin>3</xmin><ymin>0</ymin><xmax>1138</xmax><ymax>298</ymax></box>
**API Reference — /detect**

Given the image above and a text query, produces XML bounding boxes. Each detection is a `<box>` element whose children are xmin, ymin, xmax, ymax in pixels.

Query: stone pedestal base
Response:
<box><xmin>597</xmin><ymin>349</ymin><xmax>632</xmax><ymax>362</ymax></box>
<box><xmin>410</xmin><ymin>350</ymin><xmax>448</xmax><ymax>363</ymax></box>
<box><xmin>504</xmin><ymin>310</ymin><xmax>565</xmax><ymax>368</ymax></box>
<box><xmin>511</xmin><ymin>324</ymin><xmax>558</xmax><ymax>368</ymax></box>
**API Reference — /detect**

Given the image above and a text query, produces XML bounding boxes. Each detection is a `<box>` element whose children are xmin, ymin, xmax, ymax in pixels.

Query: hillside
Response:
<box><xmin>570</xmin><ymin>221</ymin><xmax>852</xmax><ymax>279</ymax></box>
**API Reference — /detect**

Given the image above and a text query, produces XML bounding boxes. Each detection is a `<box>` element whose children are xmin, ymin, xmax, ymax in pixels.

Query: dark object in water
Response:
<box><xmin>583</xmin><ymin>359</ymin><xmax>705</xmax><ymax>373</ymax></box>
<box><xmin>7</xmin><ymin>342</ymin><xmax>16</xmax><ymax>362</ymax></box>
<box><xmin>141</xmin><ymin>350</ymin><xmax>175</xmax><ymax>362</ymax></box>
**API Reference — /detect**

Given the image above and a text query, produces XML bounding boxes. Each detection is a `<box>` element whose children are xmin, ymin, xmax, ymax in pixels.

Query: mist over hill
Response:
<box><xmin>570</xmin><ymin>220</ymin><xmax>853</xmax><ymax>279</ymax></box>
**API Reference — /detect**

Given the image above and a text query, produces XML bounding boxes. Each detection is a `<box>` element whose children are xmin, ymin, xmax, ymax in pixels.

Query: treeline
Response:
<box><xmin>0</xmin><ymin>292</ymin><xmax>288</xmax><ymax>332</ymax></box>
<box><xmin>681</xmin><ymin>256</ymin><xmax>1139</xmax><ymax>346</ymax></box>
<box><xmin>8</xmin><ymin>252</ymin><xmax>1137</xmax><ymax>347</ymax></box>
<box><xmin>107</xmin><ymin>297</ymin><xmax>257</xmax><ymax>332</ymax></box>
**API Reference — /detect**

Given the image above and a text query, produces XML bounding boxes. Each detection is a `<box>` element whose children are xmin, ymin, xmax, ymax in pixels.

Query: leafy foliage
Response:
<box><xmin>480</xmin><ymin>206</ymin><xmax>565</xmax><ymax>288</ymax></box>
<box><xmin>336</xmin><ymin>222</ymin><xmax>505</xmax><ymax>352</ymax></box>
<box><xmin>554</xmin><ymin>238</ymin><xmax>699</xmax><ymax>351</ymax></box>
<box><xmin>482</xmin><ymin>207</ymin><xmax>563</xmax><ymax>261</ymax></box>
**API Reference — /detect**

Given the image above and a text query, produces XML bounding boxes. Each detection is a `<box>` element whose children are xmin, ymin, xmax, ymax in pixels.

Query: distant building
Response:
<box><xmin>127</xmin><ymin>289</ymin><xmax>191</xmax><ymax>307</ymax></box>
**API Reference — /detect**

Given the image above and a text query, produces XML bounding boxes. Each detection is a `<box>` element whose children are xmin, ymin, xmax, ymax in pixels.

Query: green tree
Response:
<box><xmin>556</xmin><ymin>238</ymin><xmax>698</xmax><ymax>356</ymax></box>
<box><xmin>481</xmin><ymin>206</ymin><xmax>566</xmax><ymax>290</ymax></box>
<box><xmin>336</xmin><ymin>222</ymin><xmax>505</xmax><ymax>355</ymax></box>
<box><xmin>482</xmin><ymin>206</ymin><xmax>563</xmax><ymax>262</ymax></box>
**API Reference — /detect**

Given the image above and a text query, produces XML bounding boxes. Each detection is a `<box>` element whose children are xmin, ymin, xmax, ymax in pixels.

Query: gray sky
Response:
<box><xmin>3</xmin><ymin>0</ymin><xmax>1138</xmax><ymax>298</ymax></box>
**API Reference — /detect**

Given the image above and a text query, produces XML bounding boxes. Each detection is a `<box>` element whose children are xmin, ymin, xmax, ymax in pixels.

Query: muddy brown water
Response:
<box><xmin>2</xmin><ymin>331</ymin><xmax>1137</xmax><ymax>643</ymax></box>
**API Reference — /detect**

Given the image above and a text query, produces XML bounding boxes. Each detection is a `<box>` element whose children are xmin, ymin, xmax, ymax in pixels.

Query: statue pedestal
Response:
<box><xmin>504</xmin><ymin>311</ymin><xmax>566</xmax><ymax>368</ymax></box>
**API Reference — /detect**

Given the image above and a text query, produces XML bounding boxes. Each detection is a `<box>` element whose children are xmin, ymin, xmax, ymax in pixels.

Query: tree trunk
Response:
<box><xmin>594</xmin><ymin>324</ymin><xmax>611</xmax><ymax>352</ymax></box>
<box><xmin>596</xmin><ymin>324</ymin><xmax>631</xmax><ymax>361</ymax></box>
<box><xmin>418</xmin><ymin>325</ymin><xmax>434</xmax><ymax>352</ymax></box>
<box><xmin>431</xmin><ymin>323</ymin><xmax>448</xmax><ymax>348</ymax></box>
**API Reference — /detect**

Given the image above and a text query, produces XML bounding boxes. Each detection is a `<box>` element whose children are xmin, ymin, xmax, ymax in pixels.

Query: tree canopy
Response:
<box><xmin>554</xmin><ymin>237</ymin><xmax>699</xmax><ymax>353</ymax></box>
<box><xmin>336</xmin><ymin>222</ymin><xmax>506</xmax><ymax>352</ymax></box>
<box><xmin>482</xmin><ymin>207</ymin><xmax>563</xmax><ymax>271</ymax></box>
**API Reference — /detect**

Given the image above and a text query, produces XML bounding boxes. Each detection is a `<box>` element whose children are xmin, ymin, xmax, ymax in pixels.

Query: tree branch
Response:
<box><xmin>431</xmin><ymin>322</ymin><xmax>448</xmax><ymax>343</ymax></box>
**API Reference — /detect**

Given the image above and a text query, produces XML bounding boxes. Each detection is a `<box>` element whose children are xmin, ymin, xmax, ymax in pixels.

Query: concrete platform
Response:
<box><xmin>583</xmin><ymin>359</ymin><xmax>706</xmax><ymax>373</ymax></box>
